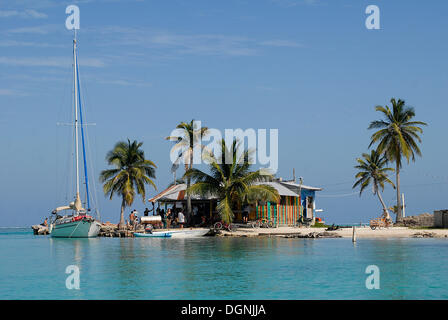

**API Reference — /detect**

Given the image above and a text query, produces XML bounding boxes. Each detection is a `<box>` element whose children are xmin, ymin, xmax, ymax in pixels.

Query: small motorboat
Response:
<box><xmin>165</xmin><ymin>228</ymin><xmax>210</xmax><ymax>238</ymax></box>
<box><xmin>134</xmin><ymin>232</ymin><xmax>172</xmax><ymax>238</ymax></box>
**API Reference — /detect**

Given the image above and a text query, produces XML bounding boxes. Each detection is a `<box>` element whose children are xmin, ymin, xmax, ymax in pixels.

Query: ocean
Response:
<box><xmin>1</xmin><ymin>228</ymin><xmax>447</xmax><ymax>299</ymax></box>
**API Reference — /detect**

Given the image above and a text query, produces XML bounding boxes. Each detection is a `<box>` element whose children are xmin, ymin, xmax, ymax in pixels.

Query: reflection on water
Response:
<box><xmin>1</xmin><ymin>230</ymin><xmax>448</xmax><ymax>299</ymax></box>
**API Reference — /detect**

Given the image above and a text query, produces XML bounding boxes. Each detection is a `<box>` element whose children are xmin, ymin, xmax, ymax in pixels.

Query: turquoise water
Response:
<box><xmin>1</xmin><ymin>228</ymin><xmax>448</xmax><ymax>300</ymax></box>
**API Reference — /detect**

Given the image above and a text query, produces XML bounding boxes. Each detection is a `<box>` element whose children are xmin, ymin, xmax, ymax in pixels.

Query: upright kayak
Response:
<box><xmin>134</xmin><ymin>232</ymin><xmax>172</xmax><ymax>238</ymax></box>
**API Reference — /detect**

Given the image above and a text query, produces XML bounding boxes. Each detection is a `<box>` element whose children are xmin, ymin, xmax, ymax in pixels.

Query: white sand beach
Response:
<box><xmin>219</xmin><ymin>226</ymin><xmax>448</xmax><ymax>238</ymax></box>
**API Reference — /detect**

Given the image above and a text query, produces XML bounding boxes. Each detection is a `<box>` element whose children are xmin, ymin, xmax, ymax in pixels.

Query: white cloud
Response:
<box><xmin>260</xmin><ymin>40</ymin><xmax>304</xmax><ymax>48</ymax></box>
<box><xmin>270</xmin><ymin>0</ymin><xmax>319</xmax><ymax>7</ymax></box>
<box><xmin>6</xmin><ymin>25</ymin><xmax>54</xmax><ymax>34</ymax></box>
<box><xmin>92</xmin><ymin>26</ymin><xmax>305</xmax><ymax>58</ymax></box>
<box><xmin>0</xmin><ymin>89</ymin><xmax>27</xmax><ymax>96</ymax></box>
<box><xmin>0</xmin><ymin>40</ymin><xmax>64</xmax><ymax>48</ymax></box>
<box><xmin>93</xmin><ymin>27</ymin><xmax>260</xmax><ymax>57</ymax></box>
<box><xmin>25</xmin><ymin>9</ymin><xmax>48</xmax><ymax>19</ymax></box>
<box><xmin>95</xmin><ymin>79</ymin><xmax>153</xmax><ymax>87</ymax></box>
<box><xmin>125</xmin><ymin>30</ymin><xmax>256</xmax><ymax>56</ymax></box>
<box><xmin>0</xmin><ymin>9</ymin><xmax>47</xmax><ymax>19</ymax></box>
<box><xmin>0</xmin><ymin>73</ymin><xmax>67</xmax><ymax>83</ymax></box>
<box><xmin>0</xmin><ymin>0</ymin><xmax>57</xmax><ymax>9</ymax></box>
<box><xmin>1</xmin><ymin>0</ymin><xmax>145</xmax><ymax>10</ymax></box>
<box><xmin>0</xmin><ymin>57</ymin><xmax>106</xmax><ymax>68</ymax></box>
<box><xmin>0</xmin><ymin>11</ymin><xmax>18</xmax><ymax>18</ymax></box>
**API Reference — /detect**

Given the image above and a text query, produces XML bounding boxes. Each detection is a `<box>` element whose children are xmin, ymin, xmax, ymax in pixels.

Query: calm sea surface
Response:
<box><xmin>1</xmin><ymin>228</ymin><xmax>447</xmax><ymax>300</ymax></box>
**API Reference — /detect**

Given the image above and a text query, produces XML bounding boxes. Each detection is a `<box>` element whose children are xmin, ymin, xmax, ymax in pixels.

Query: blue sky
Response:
<box><xmin>0</xmin><ymin>0</ymin><xmax>447</xmax><ymax>226</ymax></box>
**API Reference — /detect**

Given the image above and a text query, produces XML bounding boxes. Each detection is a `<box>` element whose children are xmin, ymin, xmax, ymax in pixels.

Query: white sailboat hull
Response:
<box><xmin>51</xmin><ymin>219</ymin><xmax>101</xmax><ymax>238</ymax></box>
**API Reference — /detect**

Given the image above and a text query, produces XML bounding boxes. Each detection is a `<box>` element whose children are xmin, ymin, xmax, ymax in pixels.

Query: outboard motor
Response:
<box><xmin>145</xmin><ymin>224</ymin><xmax>154</xmax><ymax>234</ymax></box>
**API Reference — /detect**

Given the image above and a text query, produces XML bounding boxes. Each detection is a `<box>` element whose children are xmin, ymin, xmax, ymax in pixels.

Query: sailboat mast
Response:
<box><xmin>73</xmin><ymin>32</ymin><xmax>80</xmax><ymax>198</ymax></box>
<box><xmin>76</xmin><ymin>44</ymin><xmax>91</xmax><ymax>211</ymax></box>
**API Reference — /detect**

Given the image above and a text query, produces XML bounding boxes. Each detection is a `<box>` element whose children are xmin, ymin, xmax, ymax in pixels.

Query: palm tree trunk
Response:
<box><xmin>396</xmin><ymin>162</ymin><xmax>402</xmax><ymax>223</ymax></box>
<box><xmin>119</xmin><ymin>197</ymin><xmax>126</xmax><ymax>230</ymax></box>
<box><xmin>186</xmin><ymin>176</ymin><xmax>192</xmax><ymax>225</ymax></box>
<box><xmin>376</xmin><ymin>188</ymin><xmax>391</xmax><ymax>221</ymax></box>
<box><xmin>186</xmin><ymin>153</ymin><xmax>193</xmax><ymax>226</ymax></box>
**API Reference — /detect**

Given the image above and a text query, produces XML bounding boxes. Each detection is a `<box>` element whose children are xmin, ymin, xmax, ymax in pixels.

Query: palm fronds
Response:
<box><xmin>368</xmin><ymin>98</ymin><xmax>427</xmax><ymax>222</ymax></box>
<box><xmin>100</xmin><ymin>139</ymin><xmax>157</xmax><ymax>227</ymax></box>
<box><xmin>185</xmin><ymin>138</ymin><xmax>280</xmax><ymax>224</ymax></box>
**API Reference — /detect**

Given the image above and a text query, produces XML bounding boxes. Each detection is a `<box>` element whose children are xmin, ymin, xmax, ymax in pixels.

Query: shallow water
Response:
<box><xmin>1</xmin><ymin>228</ymin><xmax>447</xmax><ymax>299</ymax></box>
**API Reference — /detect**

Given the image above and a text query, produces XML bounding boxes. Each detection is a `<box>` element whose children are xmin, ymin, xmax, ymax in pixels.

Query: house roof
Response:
<box><xmin>279</xmin><ymin>181</ymin><xmax>323</xmax><ymax>191</ymax></box>
<box><xmin>148</xmin><ymin>184</ymin><xmax>180</xmax><ymax>202</ymax></box>
<box><xmin>148</xmin><ymin>183</ymin><xmax>219</xmax><ymax>202</ymax></box>
<box><xmin>255</xmin><ymin>181</ymin><xmax>300</xmax><ymax>197</ymax></box>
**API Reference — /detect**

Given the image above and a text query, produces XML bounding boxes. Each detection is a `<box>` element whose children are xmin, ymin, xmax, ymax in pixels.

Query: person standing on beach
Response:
<box><xmin>129</xmin><ymin>210</ymin><xmax>135</xmax><ymax>226</ymax></box>
<box><xmin>193</xmin><ymin>206</ymin><xmax>199</xmax><ymax>225</ymax></box>
<box><xmin>144</xmin><ymin>208</ymin><xmax>149</xmax><ymax>217</ymax></box>
<box><xmin>178</xmin><ymin>210</ymin><xmax>185</xmax><ymax>229</ymax></box>
<box><xmin>160</xmin><ymin>209</ymin><xmax>166</xmax><ymax>229</ymax></box>
<box><xmin>242</xmin><ymin>204</ymin><xmax>250</xmax><ymax>224</ymax></box>
<box><xmin>134</xmin><ymin>209</ymin><xmax>139</xmax><ymax>227</ymax></box>
<box><xmin>166</xmin><ymin>208</ymin><xmax>172</xmax><ymax>229</ymax></box>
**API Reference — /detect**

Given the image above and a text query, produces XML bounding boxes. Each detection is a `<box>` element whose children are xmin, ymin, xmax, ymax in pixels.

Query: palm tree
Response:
<box><xmin>368</xmin><ymin>98</ymin><xmax>427</xmax><ymax>222</ymax></box>
<box><xmin>100</xmin><ymin>139</ymin><xmax>157</xmax><ymax>229</ymax></box>
<box><xmin>184</xmin><ymin>138</ymin><xmax>280</xmax><ymax>224</ymax></box>
<box><xmin>166</xmin><ymin>120</ymin><xmax>209</xmax><ymax>225</ymax></box>
<box><xmin>353</xmin><ymin>150</ymin><xmax>395</xmax><ymax>221</ymax></box>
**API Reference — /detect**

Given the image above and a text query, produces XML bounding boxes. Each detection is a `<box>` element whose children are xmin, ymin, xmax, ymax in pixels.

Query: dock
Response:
<box><xmin>31</xmin><ymin>225</ymin><xmax>49</xmax><ymax>235</ymax></box>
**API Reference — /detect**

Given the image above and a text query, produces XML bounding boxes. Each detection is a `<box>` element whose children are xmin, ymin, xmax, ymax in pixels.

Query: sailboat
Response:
<box><xmin>50</xmin><ymin>33</ymin><xmax>101</xmax><ymax>238</ymax></box>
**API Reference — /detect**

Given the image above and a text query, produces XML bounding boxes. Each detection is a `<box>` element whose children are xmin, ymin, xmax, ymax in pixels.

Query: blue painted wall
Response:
<box><xmin>300</xmin><ymin>189</ymin><xmax>316</xmax><ymax>208</ymax></box>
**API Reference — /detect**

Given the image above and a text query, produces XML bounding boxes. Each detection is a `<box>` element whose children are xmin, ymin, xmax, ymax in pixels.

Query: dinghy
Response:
<box><xmin>134</xmin><ymin>228</ymin><xmax>209</xmax><ymax>238</ymax></box>
<box><xmin>164</xmin><ymin>228</ymin><xmax>210</xmax><ymax>238</ymax></box>
<box><xmin>134</xmin><ymin>232</ymin><xmax>172</xmax><ymax>238</ymax></box>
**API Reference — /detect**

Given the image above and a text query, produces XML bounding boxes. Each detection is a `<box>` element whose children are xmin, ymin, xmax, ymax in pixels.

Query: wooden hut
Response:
<box><xmin>149</xmin><ymin>180</ymin><xmax>322</xmax><ymax>226</ymax></box>
<box><xmin>148</xmin><ymin>184</ymin><xmax>218</xmax><ymax>218</ymax></box>
<box><xmin>249</xmin><ymin>180</ymin><xmax>322</xmax><ymax>226</ymax></box>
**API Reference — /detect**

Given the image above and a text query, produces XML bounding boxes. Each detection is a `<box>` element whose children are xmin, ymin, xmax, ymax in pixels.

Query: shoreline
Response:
<box><xmin>22</xmin><ymin>225</ymin><xmax>448</xmax><ymax>239</ymax></box>
<box><xmin>217</xmin><ymin>226</ymin><xmax>448</xmax><ymax>239</ymax></box>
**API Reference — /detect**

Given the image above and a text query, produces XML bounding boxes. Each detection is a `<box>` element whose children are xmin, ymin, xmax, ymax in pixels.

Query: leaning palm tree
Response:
<box><xmin>184</xmin><ymin>138</ymin><xmax>280</xmax><ymax>224</ymax></box>
<box><xmin>368</xmin><ymin>98</ymin><xmax>427</xmax><ymax>222</ymax></box>
<box><xmin>100</xmin><ymin>139</ymin><xmax>157</xmax><ymax>229</ymax></box>
<box><xmin>166</xmin><ymin>120</ymin><xmax>208</xmax><ymax>225</ymax></box>
<box><xmin>353</xmin><ymin>150</ymin><xmax>395</xmax><ymax>221</ymax></box>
